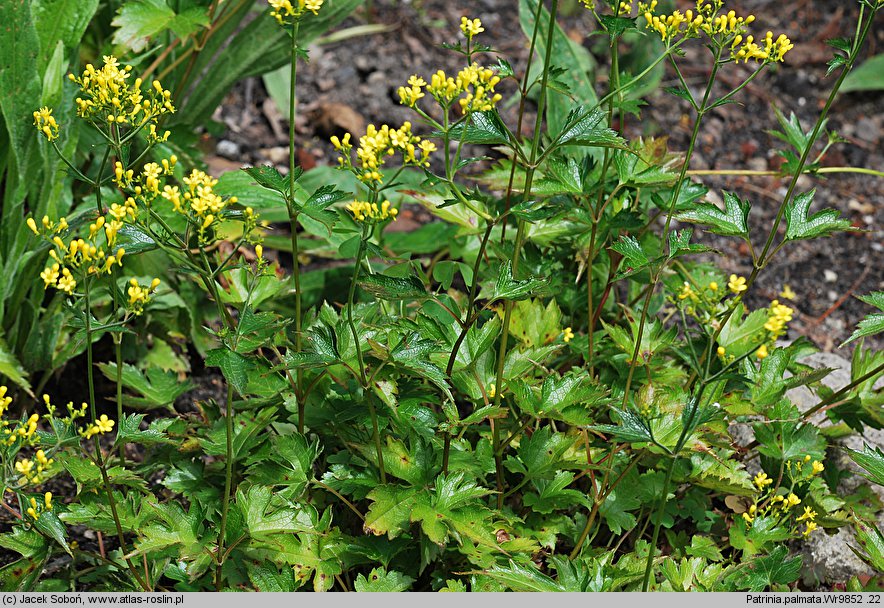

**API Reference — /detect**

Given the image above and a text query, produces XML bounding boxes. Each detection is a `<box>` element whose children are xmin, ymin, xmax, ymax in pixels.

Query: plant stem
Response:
<box><xmin>215</xmin><ymin>382</ymin><xmax>234</xmax><ymax>591</ymax></box>
<box><xmin>640</xmin><ymin>453</ymin><xmax>675</xmax><ymax>591</ymax></box>
<box><xmin>84</xmin><ymin>281</ymin><xmax>150</xmax><ymax>591</ymax></box>
<box><xmin>287</xmin><ymin>20</ymin><xmax>305</xmax><ymax>434</ymax></box>
<box><xmin>621</xmin><ymin>52</ymin><xmax>721</xmax><ymax>406</ymax></box>
<box><xmin>345</xmin><ymin>226</ymin><xmax>385</xmax><ymax>481</ymax></box>
<box><xmin>686</xmin><ymin>166</ymin><xmax>884</xmax><ymax>178</ymax></box>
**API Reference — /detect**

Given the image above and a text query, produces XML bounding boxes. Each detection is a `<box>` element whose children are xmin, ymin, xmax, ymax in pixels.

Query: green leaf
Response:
<box><xmin>784</xmin><ymin>189</ymin><xmax>852</xmax><ymax>241</ymax></box>
<box><xmin>97</xmin><ymin>362</ymin><xmax>193</xmax><ymax>409</ymax></box>
<box><xmin>239</xmin><ymin>485</ymin><xmax>306</xmax><ymax>537</ymax></box>
<box><xmin>0</xmin><ymin>0</ymin><xmax>42</xmax><ymax>197</ymax></box>
<box><xmin>174</xmin><ymin>0</ymin><xmax>361</xmax><ymax>127</ymax></box>
<box><xmin>490</xmin><ymin>261</ymin><xmax>547</xmax><ymax>302</ymax></box>
<box><xmin>0</xmin><ymin>550</ymin><xmax>48</xmax><ymax>591</ymax></box>
<box><xmin>205</xmin><ymin>348</ymin><xmax>249</xmax><ymax>395</ymax></box>
<box><xmin>364</xmin><ymin>485</ymin><xmax>422</xmax><ymax>538</ymax></box>
<box><xmin>30</xmin><ymin>512</ymin><xmax>69</xmax><ymax>558</ymax></box>
<box><xmin>248</xmin><ymin>563</ymin><xmax>297</xmax><ymax>592</ymax></box>
<box><xmin>111</xmin><ymin>0</ymin><xmax>176</xmax><ymax>51</ymax></box>
<box><xmin>842</xmin><ymin>53</ymin><xmax>884</xmax><ymax>92</ymax></box>
<box><xmin>686</xmin><ymin>536</ymin><xmax>724</xmax><ymax>562</ymax></box>
<box><xmin>552</xmin><ymin>106</ymin><xmax>626</xmax><ymax>150</ymax></box>
<box><xmin>523</xmin><ymin>470</ymin><xmax>592</xmax><ymax>514</ymax></box>
<box><xmin>447</xmin><ymin>110</ymin><xmax>513</xmax><ymax>146</ymax></box>
<box><xmin>598</xmin><ymin>14</ymin><xmax>636</xmax><ymax>38</ymax></box>
<box><xmin>0</xmin><ymin>338</ymin><xmax>32</xmax><ymax>395</ymax></box>
<box><xmin>137</xmin><ymin>500</ymin><xmax>204</xmax><ymax>553</ymax></box>
<box><xmin>114</xmin><ymin>413</ymin><xmax>175</xmax><ymax>447</ymax></box>
<box><xmin>848</xmin><ymin>444</ymin><xmax>884</xmax><ymax>487</ymax></box>
<box><xmin>354</xmin><ymin>567</ymin><xmax>414</xmax><ymax>592</ymax></box>
<box><xmin>518</xmin><ymin>0</ymin><xmax>597</xmax><ymax>136</ymax></box>
<box><xmin>735</xmin><ymin>546</ymin><xmax>802</xmax><ymax>590</ymax></box>
<box><xmin>243</xmin><ymin>165</ymin><xmax>292</xmax><ymax>196</ymax></box>
<box><xmin>729</xmin><ymin>516</ymin><xmax>792</xmax><ymax>558</ymax></box>
<box><xmin>590</xmin><ymin>408</ymin><xmax>658</xmax><ymax>447</ymax></box>
<box><xmin>484</xmin><ymin>560</ymin><xmax>567</xmax><ymax>592</ymax></box>
<box><xmin>358</xmin><ymin>273</ymin><xmax>427</xmax><ymax>300</ymax></box>
<box><xmin>677</xmin><ymin>191</ymin><xmax>750</xmax><ymax>239</ymax></box>
<box><xmin>852</xmin><ymin>522</ymin><xmax>884</xmax><ymax>571</ymax></box>
<box><xmin>610</xmin><ymin>235</ymin><xmax>656</xmax><ymax>279</ymax></box>
<box><xmin>115</xmin><ymin>223</ymin><xmax>159</xmax><ymax>255</ymax></box>
<box><xmin>842</xmin><ymin>291</ymin><xmax>884</xmax><ymax>346</ymax></box>
<box><xmin>31</xmin><ymin>0</ymin><xmax>99</xmax><ymax>71</ymax></box>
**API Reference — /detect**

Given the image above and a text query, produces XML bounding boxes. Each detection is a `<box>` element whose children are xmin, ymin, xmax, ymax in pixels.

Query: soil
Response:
<box><xmin>209</xmin><ymin>0</ymin><xmax>884</xmax><ymax>354</ymax></box>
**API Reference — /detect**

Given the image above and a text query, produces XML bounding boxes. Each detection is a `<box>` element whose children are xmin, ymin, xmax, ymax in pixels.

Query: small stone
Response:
<box><xmin>747</xmin><ymin>157</ymin><xmax>767</xmax><ymax>172</ymax></box>
<box><xmin>827</xmin><ymin>290</ymin><xmax>838</xmax><ymax>301</ymax></box>
<box><xmin>216</xmin><ymin>139</ymin><xmax>240</xmax><ymax>159</ymax></box>
<box><xmin>260</xmin><ymin>146</ymin><xmax>289</xmax><ymax>164</ymax></box>
<box><xmin>823</xmin><ymin>269</ymin><xmax>838</xmax><ymax>283</ymax></box>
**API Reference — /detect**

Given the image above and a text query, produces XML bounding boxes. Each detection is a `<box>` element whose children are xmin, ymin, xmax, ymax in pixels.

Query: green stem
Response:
<box><xmin>490</xmin><ymin>0</ymin><xmax>560</xmax><ymax>509</ymax></box>
<box><xmin>345</xmin><ymin>226</ymin><xmax>385</xmax><ymax>482</ymax></box>
<box><xmin>640</xmin><ymin>453</ymin><xmax>675</xmax><ymax>591</ymax></box>
<box><xmin>621</xmin><ymin>51</ymin><xmax>721</xmax><ymax>406</ymax></box>
<box><xmin>84</xmin><ymin>281</ymin><xmax>149</xmax><ymax>591</ymax></box>
<box><xmin>215</xmin><ymin>382</ymin><xmax>234</xmax><ymax>591</ymax></box>
<box><xmin>288</xmin><ymin>20</ymin><xmax>305</xmax><ymax>434</ymax></box>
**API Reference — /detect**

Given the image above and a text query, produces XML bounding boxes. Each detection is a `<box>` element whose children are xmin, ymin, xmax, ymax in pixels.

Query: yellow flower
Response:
<box><xmin>796</xmin><ymin>506</ymin><xmax>817</xmax><ymax>522</ymax></box>
<box><xmin>127</xmin><ymin>278</ymin><xmax>159</xmax><ymax>315</ymax></box>
<box><xmin>708</xmin><ymin>281</ymin><xmax>718</xmax><ymax>292</ymax></box>
<box><xmin>346</xmin><ymin>200</ymin><xmax>398</xmax><ymax>223</ymax></box>
<box><xmin>96</xmin><ymin>414</ymin><xmax>114</xmax><ymax>434</ymax></box>
<box><xmin>785</xmin><ymin>493</ymin><xmax>801</xmax><ymax>508</ymax></box>
<box><xmin>562</xmin><ymin>327</ymin><xmax>574</xmax><ymax>343</ymax></box>
<box><xmin>487</xmin><ymin>383</ymin><xmax>496</xmax><ymax>399</ymax></box>
<box><xmin>780</xmin><ymin>284</ymin><xmax>796</xmax><ymax>300</ymax></box>
<box><xmin>755</xmin><ymin>344</ymin><xmax>769</xmax><ymax>360</ymax></box>
<box><xmin>268</xmin><ymin>0</ymin><xmax>323</xmax><ymax>25</ymax></box>
<box><xmin>33</xmin><ymin>107</ymin><xmax>60</xmax><ymax>141</ymax></box>
<box><xmin>45</xmin><ymin>492</ymin><xmax>53</xmax><ymax>511</ymax></box>
<box><xmin>0</xmin><ymin>385</ymin><xmax>11</xmax><ymax>415</ymax></box>
<box><xmin>811</xmin><ymin>460</ymin><xmax>824</xmax><ymax>475</ymax></box>
<box><xmin>753</xmin><ymin>471</ymin><xmax>773</xmax><ymax>489</ymax></box>
<box><xmin>716</xmin><ymin>345</ymin><xmax>726</xmax><ymax>358</ymax></box>
<box><xmin>460</xmin><ymin>17</ymin><xmax>485</xmax><ymax>39</ymax></box>
<box><xmin>728</xmin><ymin>274</ymin><xmax>747</xmax><ymax>294</ymax></box>
<box><xmin>15</xmin><ymin>459</ymin><xmax>34</xmax><ymax>478</ymax></box>
<box><xmin>802</xmin><ymin>521</ymin><xmax>818</xmax><ymax>537</ymax></box>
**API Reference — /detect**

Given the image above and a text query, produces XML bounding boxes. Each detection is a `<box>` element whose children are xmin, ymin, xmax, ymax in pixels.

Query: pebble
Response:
<box><xmin>823</xmin><ymin>269</ymin><xmax>838</xmax><ymax>283</ymax></box>
<box><xmin>827</xmin><ymin>290</ymin><xmax>838</xmax><ymax>301</ymax></box>
<box><xmin>260</xmin><ymin>146</ymin><xmax>289</xmax><ymax>164</ymax></box>
<box><xmin>855</xmin><ymin>117</ymin><xmax>878</xmax><ymax>143</ymax></box>
<box><xmin>216</xmin><ymin>139</ymin><xmax>240</xmax><ymax>159</ymax></box>
<box><xmin>747</xmin><ymin>157</ymin><xmax>767</xmax><ymax>172</ymax></box>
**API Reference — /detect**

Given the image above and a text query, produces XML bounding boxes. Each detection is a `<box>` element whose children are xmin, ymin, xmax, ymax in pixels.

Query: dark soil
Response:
<box><xmin>210</xmin><ymin>0</ymin><xmax>883</xmax><ymax>354</ymax></box>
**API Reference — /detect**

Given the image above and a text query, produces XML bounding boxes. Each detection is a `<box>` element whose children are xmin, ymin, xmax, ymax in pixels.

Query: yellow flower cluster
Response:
<box><xmin>29</xmin><ymin>215</ymin><xmax>127</xmax><ymax>295</ymax></box>
<box><xmin>33</xmin><ymin>107</ymin><xmax>60</xmax><ymax>141</ymax></box>
<box><xmin>639</xmin><ymin>0</ymin><xmax>792</xmax><ymax>63</ymax></box>
<box><xmin>728</xmin><ymin>274</ymin><xmax>747</xmax><ymax>294</ymax></box>
<box><xmin>460</xmin><ymin>17</ymin><xmax>484</xmax><ymax>39</ymax></box>
<box><xmin>429</xmin><ymin>64</ymin><xmax>503</xmax><ymax>114</ymax></box>
<box><xmin>346</xmin><ymin>200</ymin><xmax>398</xmax><ymax>223</ymax></box>
<box><xmin>332</xmin><ymin>123</ymin><xmax>435</xmax><ymax>185</ymax></box>
<box><xmin>25</xmin><ymin>493</ymin><xmax>53</xmax><ymax>521</ymax></box>
<box><xmin>268</xmin><ymin>0</ymin><xmax>323</xmax><ymax>25</ymax></box>
<box><xmin>15</xmin><ymin>448</ymin><xmax>54</xmax><ymax>486</ymax></box>
<box><xmin>68</xmin><ymin>56</ymin><xmax>174</xmax><ymax>136</ymax></box>
<box><xmin>81</xmin><ymin>414</ymin><xmax>115</xmax><ymax>440</ymax></box>
<box><xmin>744</xmin><ymin>456</ymin><xmax>826</xmax><ymax>537</ymax></box>
<box><xmin>764</xmin><ymin>299</ymin><xmax>794</xmax><ymax>338</ymax></box>
<box><xmin>617</xmin><ymin>1</ymin><xmax>632</xmax><ymax>16</ymax></box>
<box><xmin>732</xmin><ymin>31</ymin><xmax>794</xmax><ymax>63</ymax></box>
<box><xmin>128</xmin><ymin>278</ymin><xmax>161</xmax><ymax>316</ymax></box>
<box><xmin>562</xmin><ymin>327</ymin><xmax>575</xmax><ymax>343</ymax></box>
<box><xmin>755</xmin><ymin>299</ymin><xmax>794</xmax><ymax>359</ymax></box>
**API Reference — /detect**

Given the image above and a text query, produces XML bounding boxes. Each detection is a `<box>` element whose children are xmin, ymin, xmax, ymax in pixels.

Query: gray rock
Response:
<box><xmin>783</xmin><ymin>351</ymin><xmax>884</xmax><ymax>583</ymax></box>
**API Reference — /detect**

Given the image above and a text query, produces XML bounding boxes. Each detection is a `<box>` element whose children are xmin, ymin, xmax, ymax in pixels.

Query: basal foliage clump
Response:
<box><xmin>1</xmin><ymin>0</ymin><xmax>883</xmax><ymax>593</ymax></box>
